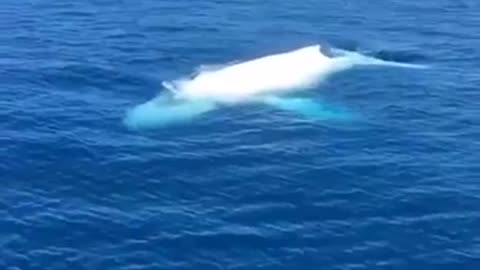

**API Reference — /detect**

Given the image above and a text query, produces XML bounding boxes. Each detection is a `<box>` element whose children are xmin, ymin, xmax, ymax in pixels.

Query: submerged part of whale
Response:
<box><xmin>124</xmin><ymin>44</ymin><xmax>427</xmax><ymax>130</ymax></box>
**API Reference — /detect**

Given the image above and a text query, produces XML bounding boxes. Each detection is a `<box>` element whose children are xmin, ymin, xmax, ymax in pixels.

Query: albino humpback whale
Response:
<box><xmin>124</xmin><ymin>44</ymin><xmax>425</xmax><ymax>129</ymax></box>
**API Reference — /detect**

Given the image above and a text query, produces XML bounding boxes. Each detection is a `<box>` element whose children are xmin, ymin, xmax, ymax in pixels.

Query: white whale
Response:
<box><xmin>124</xmin><ymin>44</ymin><xmax>426</xmax><ymax>129</ymax></box>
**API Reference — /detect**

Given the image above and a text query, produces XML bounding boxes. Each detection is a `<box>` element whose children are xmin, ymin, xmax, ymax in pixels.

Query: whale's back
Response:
<box><xmin>176</xmin><ymin>45</ymin><xmax>333</xmax><ymax>101</ymax></box>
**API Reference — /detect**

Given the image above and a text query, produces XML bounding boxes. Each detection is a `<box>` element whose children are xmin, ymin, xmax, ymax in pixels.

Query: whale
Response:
<box><xmin>124</xmin><ymin>44</ymin><xmax>426</xmax><ymax>129</ymax></box>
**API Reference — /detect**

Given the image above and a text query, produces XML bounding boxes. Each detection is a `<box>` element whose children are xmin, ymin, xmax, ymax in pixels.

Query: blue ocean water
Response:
<box><xmin>1</xmin><ymin>0</ymin><xmax>480</xmax><ymax>269</ymax></box>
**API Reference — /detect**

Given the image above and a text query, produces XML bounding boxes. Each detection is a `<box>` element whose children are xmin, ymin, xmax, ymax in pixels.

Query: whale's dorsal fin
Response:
<box><xmin>318</xmin><ymin>43</ymin><xmax>335</xmax><ymax>58</ymax></box>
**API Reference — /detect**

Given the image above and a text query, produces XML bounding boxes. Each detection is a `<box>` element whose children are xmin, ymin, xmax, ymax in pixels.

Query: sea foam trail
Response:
<box><xmin>124</xmin><ymin>45</ymin><xmax>426</xmax><ymax>130</ymax></box>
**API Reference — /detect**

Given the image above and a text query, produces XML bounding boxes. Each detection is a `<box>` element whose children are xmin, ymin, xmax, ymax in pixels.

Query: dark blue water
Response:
<box><xmin>2</xmin><ymin>0</ymin><xmax>480</xmax><ymax>269</ymax></box>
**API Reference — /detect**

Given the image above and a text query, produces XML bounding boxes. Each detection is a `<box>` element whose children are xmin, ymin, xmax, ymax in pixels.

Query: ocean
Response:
<box><xmin>1</xmin><ymin>0</ymin><xmax>479</xmax><ymax>269</ymax></box>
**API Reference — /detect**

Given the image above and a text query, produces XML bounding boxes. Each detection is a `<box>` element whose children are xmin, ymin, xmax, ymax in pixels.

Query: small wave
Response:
<box><xmin>372</xmin><ymin>49</ymin><xmax>429</xmax><ymax>63</ymax></box>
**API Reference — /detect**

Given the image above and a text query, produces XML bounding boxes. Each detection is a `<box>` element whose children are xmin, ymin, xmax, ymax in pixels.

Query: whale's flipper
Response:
<box><xmin>124</xmin><ymin>95</ymin><xmax>216</xmax><ymax>130</ymax></box>
<box><xmin>261</xmin><ymin>96</ymin><xmax>352</xmax><ymax>120</ymax></box>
